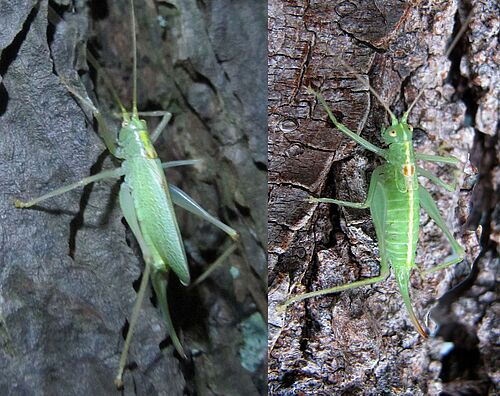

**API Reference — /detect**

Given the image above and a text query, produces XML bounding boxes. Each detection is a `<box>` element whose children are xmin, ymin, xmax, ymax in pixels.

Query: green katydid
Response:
<box><xmin>280</xmin><ymin>19</ymin><xmax>473</xmax><ymax>338</ymax></box>
<box><xmin>14</xmin><ymin>0</ymin><xmax>239</xmax><ymax>388</ymax></box>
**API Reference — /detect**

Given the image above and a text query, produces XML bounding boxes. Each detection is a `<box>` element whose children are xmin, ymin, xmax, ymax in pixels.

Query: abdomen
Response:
<box><xmin>384</xmin><ymin>177</ymin><xmax>420</xmax><ymax>272</ymax></box>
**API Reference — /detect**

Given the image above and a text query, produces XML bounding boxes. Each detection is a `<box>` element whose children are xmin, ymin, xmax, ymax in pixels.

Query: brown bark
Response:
<box><xmin>0</xmin><ymin>0</ymin><xmax>266</xmax><ymax>394</ymax></box>
<box><xmin>269</xmin><ymin>0</ymin><xmax>498</xmax><ymax>394</ymax></box>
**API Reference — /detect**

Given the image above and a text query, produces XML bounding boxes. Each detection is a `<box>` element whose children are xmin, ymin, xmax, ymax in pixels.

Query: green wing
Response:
<box><xmin>125</xmin><ymin>158</ymin><xmax>190</xmax><ymax>285</ymax></box>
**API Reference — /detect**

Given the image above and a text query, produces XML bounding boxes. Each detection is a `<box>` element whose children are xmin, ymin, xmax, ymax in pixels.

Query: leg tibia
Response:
<box><xmin>150</xmin><ymin>111</ymin><xmax>172</xmax><ymax>143</ymax></box>
<box><xmin>169</xmin><ymin>185</ymin><xmax>239</xmax><ymax>240</ymax></box>
<box><xmin>419</xmin><ymin>185</ymin><xmax>465</xmax><ymax>274</ymax></box>
<box><xmin>151</xmin><ymin>270</ymin><xmax>185</xmax><ymax>359</ymax></box>
<box><xmin>60</xmin><ymin>76</ymin><xmax>119</xmax><ymax>155</ymax></box>
<box><xmin>15</xmin><ymin>168</ymin><xmax>124</xmax><ymax>208</ymax></box>
<box><xmin>114</xmin><ymin>258</ymin><xmax>152</xmax><ymax>389</ymax></box>
<box><xmin>308</xmin><ymin>166</ymin><xmax>384</xmax><ymax>210</ymax></box>
<box><xmin>308</xmin><ymin>196</ymin><xmax>368</xmax><ymax>209</ymax></box>
<box><xmin>279</xmin><ymin>262</ymin><xmax>389</xmax><ymax>310</ymax></box>
<box><xmin>423</xmin><ymin>250</ymin><xmax>465</xmax><ymax>275</ymax></box>
<box><xmin>417</xmin><ymin>166</ymin><xmax>456</xmax><ymax>192</ymax></box>
<box><xmin>416</xmin><ymin>153</ymin><xmax>460</xmax><ymax>165</ymax></box>
<box><xmin>162</xmin><ymin>160</ymin><xmax>201</xmax><ymax>169</ymax></box>
<box><xmin>311</xmin><ymin>89</ymin><xmax>386</xmax><ymax>157</ymax></box>
<box><xmin>191</xmin><ymin>242</ymin><xmax>238</xmax><ymax>286</ymax></box>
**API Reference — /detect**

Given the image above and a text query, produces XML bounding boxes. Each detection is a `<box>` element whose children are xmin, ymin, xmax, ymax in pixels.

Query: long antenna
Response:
<box><xmin>86</xmin><ymin>50</ymin><xmax>129</xmax><ymax>120</ymax></box>
<box><xmin>338</xmin><ymin>57</ymin><xmax>398</xmax><ymax>123</ymax></box>
<box><xmin>47</xmin><ymin>5</ymin><xmax>129</xmax><ymax>120</ymax></box>
<box><xmin>130</xmin><ymin>0</ymin><xmax>138</xmax><ymax>117</ymax></box>
<box><xmin>445</xmin><ymin>12</ymin><xmax>473</xmax><ymax>59</ymax></box>
<box><xmin>403</xmin><ymin>11</ymin><xmax>473</xmax><ymax>122</ymax></box>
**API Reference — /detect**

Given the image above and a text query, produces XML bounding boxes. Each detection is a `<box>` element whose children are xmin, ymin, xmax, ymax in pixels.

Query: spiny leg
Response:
<box><xmin>416</xmin><ymin>153</ymin><xmax>460</xmax><ymax>165</ymax></box>
<box><xmin>309</xmin><ymin>196</ymin><xmax>369</xmax><ymax>208</ymax></box>
<box><xmin>111</xmin><ymin>111</ymin><xmax>170</xmax><ymax>119</ymax></box>
<box><xmin>115</xmin><ymin>256</ymin><xmax>152</xmax><ymax>389</ymax></box>
<box><xmin>311</xmin><ymin>89</ymin><xmax>387</xmax><ymax>158</ymax></box>
<box><xmin>282</xmin><ymin>167</ymin><xmax>388</xmax><ymax>308</ymax></box>
<box><xmin>15</xmin><ymin>168</ymin><xmax>124</xmax><ymax>208</ymax></box>
<box><xmin>168</xmin><ymin>184</ymin><xmax>239</xmax><ymax>240</ymax></box>
<box><xmin>150</xmin><ymin>111</ymin><xmax>172</xmax><ymax>143</ymax></box>
<box><xmin>419</xmin><ymin>186</ymin><xmax>465</xmax><ymax>274</ymax></box>
<box><xmin>167</xmin><ymin>184</ymin><xmax>239</xmax><ymax>284</ymax></box>
<box><xmin>162</xmin><ymin>160</ymin><xmax>201</xmax><ymax>169</ymax></box>
<box><xmin>281</xmin><ymin>255</ymin><xmax>390</xmax><ymax>308</ymax></box>
<box><xmin>309</xmin><ymin>166</ymin><xmax>384</xmax><ymax>209</ymax></box>
<box><xmin>115</xmin><ymin>183</ymin><xmax>154</xmax><ymax>389</ymax></box>
<box><xmin>191</xmin><ymin>242</ymin><xmax>238</xmax><ymax>286</ymax></box>
<box><xmin>417</xmin><ymin>166</ymin><xmax>456</xmax><ymax>192</ymax></box>
<box><xmin>136</xmin><ymin>111</ymin><xmax>170</xmax><ymax>117</ymax></box>
<box><xmin>0</xmin><ymin>313</ymin><xmax>14</xmax><ymax>357</ymax></box>
<box><xmin>150</xmin><ymin>269</ymin><xmax>185</xmax><ymax>358</ymax></box>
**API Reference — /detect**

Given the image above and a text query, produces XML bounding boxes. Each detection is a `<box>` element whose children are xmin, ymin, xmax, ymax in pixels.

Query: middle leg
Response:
<box><xmin>419</xmin><ymin>185</ymin><xmax>465</xmax><ymax>274</ymax></box>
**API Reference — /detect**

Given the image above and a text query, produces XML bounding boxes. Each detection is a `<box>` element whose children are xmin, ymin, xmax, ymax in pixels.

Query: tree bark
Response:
<box><xmin>0</xmin><ymin>0</ymin><xmax>266</xmax><ymax>394</ymax></box>
<box><xmin>269</xmin><ymin>0</ymin><xmax>498</xmax><ymax>394</ymax></box>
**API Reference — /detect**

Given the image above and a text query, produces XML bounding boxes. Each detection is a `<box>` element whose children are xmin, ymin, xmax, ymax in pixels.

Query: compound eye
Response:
<box><xmin>408</xmin><ymin>125</ymin><xmax>414</xmax><ymax>132</ymax></box>
<box><xmin>389</xmin><ymin>130</ymin><xmax>397</xmax><ymax>137</ymax></box>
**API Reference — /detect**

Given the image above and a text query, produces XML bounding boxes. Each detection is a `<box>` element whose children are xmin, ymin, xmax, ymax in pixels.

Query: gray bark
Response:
<box><xmin>269</xmin><ymin>0</ymin><xmax>498</xmax><ymax>394</ymax></box>
<box><xmin>0</xmin><ymin>0</ymin><xmax>266</xmax><ymax>395</ymax></box>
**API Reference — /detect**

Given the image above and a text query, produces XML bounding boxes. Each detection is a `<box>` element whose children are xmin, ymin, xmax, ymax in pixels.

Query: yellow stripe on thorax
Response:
<box><xmin>139</xmin><ymin>130</ymin><xmax>158</xmax><ymax>159</ymax></box>
<box><xmin>404</xmin><ymin>141</ymin><xmax>414</xmax><ymax>267</ymax></box>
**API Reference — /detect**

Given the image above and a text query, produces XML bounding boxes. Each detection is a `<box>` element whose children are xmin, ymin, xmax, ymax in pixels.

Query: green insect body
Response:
<box><xmin>115</xmin><ymin>115</ymin><xmax>192</xmax><ymax>367</ymax></box>
<box><xmin>282</xmin><ymin>80</ymin><xmax>466</xmax><ymax>338</ymax></box>
<box><xmin>15</xmin><ymin>0</ymin><xmax>239</xmax><ymax>388</ymax></box>
<box><xmin>118</xmin><ymin>117</ymin><xmax>190</xmax><ymax>286</ymax></box>
<box><xmin>372</xmin><ymin>127</ymin><xmax>423</xmax><ymax>336</ymax></box>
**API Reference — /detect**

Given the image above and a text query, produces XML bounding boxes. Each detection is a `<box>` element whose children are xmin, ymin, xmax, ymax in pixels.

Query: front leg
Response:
<box><xmin>162</xmin><ymin>159</ymin><xmax>201</xmax><ymax>169</ymax></box>
<box><xmin>416</xmin><ymin>152</ymin><xmax>460</xmax><ymax>165</ymax></box>
<box><xmin>311</xmin><ymin>89</ymin><xmax>387</xmax><ymax>158</ymax></box>
<box><xmin>417</xmin><ymin>166</ymin><xmax>456</xmax><ymax>192</ymax></box>
<box><xmin>15</xmin><ymin>167</ymin><xmax>124</xmax><ymax>208</ymax></box>
<box><xmin>150</xmin><ymin>111</ymin><xmax>172</xmax><ymax>143</ymax></box>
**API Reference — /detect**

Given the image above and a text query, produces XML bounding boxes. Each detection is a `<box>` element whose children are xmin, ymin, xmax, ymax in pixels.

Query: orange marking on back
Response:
<box><xmin>403</xmin><ymin>164</ymin><xmax>415</xmax><ymax>177</ymax></box>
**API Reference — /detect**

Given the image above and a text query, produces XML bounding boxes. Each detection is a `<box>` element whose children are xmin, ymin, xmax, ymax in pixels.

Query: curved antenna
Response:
<box><xmin>130</xmin><ymin>0</ymin><xmax>138</xmax><ymax>117</ymax></box>
<box><xmin>338</xmin><ymin>57</ymin><xmax>397</xmax><ymax>123</ymax></box>
<box><xmin>86</xmin><ymin>51</ymin><xmax>129</xmax><ymax>121</ymax></box>
<box><xmin>403</xmin><ymin>12</ymin><xmax>473</xmax><ymax>122</ymax></box>
<box><xmin>402</xmin><ymin>84</ymin><xmax>428</xmax><ymax>122</ymax></box>
<box><xmin>47</xmin><ymin>5</ymin><xmax>129</xmax><ymax>120</ymax></box>
<box><xmin>444</xmin><ymin>12</ymin><xmax>474</xmax><ymax>59</ymax></box>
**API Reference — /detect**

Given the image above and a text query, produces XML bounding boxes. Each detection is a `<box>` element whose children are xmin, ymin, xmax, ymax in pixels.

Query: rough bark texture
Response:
<box><xmin>0</xmin><ymin>0</ymin><xmax>266</xmax><ymax>395</ymax></box>
<box><xmin>269</xmin><ymin>0</ymin><xmax>498</xmax><ymax>395</ymax></box>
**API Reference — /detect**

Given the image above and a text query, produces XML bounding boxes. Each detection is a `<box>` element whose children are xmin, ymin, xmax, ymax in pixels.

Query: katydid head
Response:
<box><xmin>118</xmin><ymin>115</ymin><xmax>157</xmax><ymax>159</ymax></box>
<box><xmin>382</xmin><ymin>120</ymin><xmax>414</xmax><ymax>144</ymax></box>
<box><xmin>119</xmin><ymin>116</ymin><xmax>148</xmax><ymax>142</ymax></box>
<box><xmin>120</xmin><ymin>115</ymin><xmax>147</xmax><ymax>134</ymax></box>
